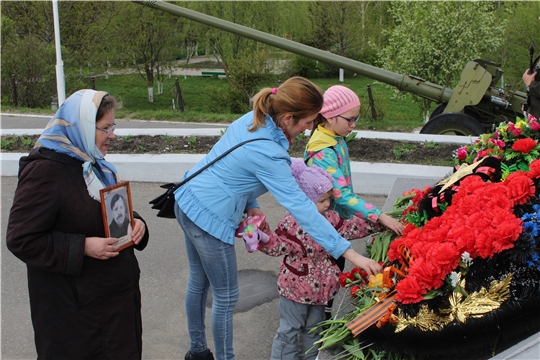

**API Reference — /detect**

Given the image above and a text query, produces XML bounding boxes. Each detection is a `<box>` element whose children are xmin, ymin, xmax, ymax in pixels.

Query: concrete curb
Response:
<box><xmin>1</xmin><ymin>152</ymin><xmax>451</xmax><ymax>195</ymax></box>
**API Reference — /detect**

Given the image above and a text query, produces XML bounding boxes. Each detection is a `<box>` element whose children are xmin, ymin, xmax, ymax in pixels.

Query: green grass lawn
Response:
<box><xmin>2</xmin><ymin>73</ymin><xmax>429</xmax><ymax>132</ymax></box>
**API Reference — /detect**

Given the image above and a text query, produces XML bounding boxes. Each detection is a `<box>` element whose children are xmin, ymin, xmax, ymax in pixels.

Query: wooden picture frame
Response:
<box><xmin>99</xmin><ymin>181</ymin><xmax>135</xmax><ymax>251</ymax></box>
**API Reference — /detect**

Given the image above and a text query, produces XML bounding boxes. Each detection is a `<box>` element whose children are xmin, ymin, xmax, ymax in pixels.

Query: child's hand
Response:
<box><xmin>358</xmin><ymin>256</ymin><xmax>382</xmax><ymax>276</ymax></box>
<box><xmin>343</xmin><ymin>249</ymin><xmax>382</xmax><ymax>276</ymax></box>
<box><xmin>378</xmin><ymin>213</ymin><xmax>404</xmax><ymax>235</ymax></box>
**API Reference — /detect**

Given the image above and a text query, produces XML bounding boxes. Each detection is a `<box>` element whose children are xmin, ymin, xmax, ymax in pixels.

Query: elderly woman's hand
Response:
<box><xmin>85</xmin><ymin>237</ymin><xmax>120</xmax><ymax>260</ymax></box>
<box><xmin>131</xmin><ymin>219</ymin><xmax>146</xmax><ymax>245</ymax></box>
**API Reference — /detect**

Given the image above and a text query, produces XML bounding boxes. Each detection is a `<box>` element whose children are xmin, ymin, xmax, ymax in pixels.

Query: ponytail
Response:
<box><xmin>249</xmin><ymin>76</ymin><xmax>323</xmax><ymax>132</ymax></box>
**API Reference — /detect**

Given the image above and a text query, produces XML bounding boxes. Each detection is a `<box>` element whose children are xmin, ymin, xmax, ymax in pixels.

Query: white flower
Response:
<box><xmin>449</xmin><ymin>272</ymin><xmax>460</xmax><ymax>287</ymax></box>
<box><xmin>461</xmin><ymin>252</ymin><xmax>472</xmax><ymax>267</ymax></box>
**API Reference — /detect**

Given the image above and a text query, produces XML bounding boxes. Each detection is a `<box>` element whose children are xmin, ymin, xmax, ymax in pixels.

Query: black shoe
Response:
<box><xmin>325</xmin><ymin>311</ymin><xmax>333</xmax><ymax>321</ymax></box>
<box><xmin>185</xmin><ymin>350</ymin><xmax>215</xmax><ymax>360</ymax></box>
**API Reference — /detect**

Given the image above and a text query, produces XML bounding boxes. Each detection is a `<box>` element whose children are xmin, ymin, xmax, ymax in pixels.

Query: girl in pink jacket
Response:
<box><xmin>252</xmin><ymin>159</ymin><xmax>380</xmax><ymax>360</ymax></box>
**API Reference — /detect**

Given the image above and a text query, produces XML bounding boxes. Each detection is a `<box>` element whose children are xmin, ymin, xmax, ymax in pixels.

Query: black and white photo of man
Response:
<box><xmin>108</xmin><ymin>193</ymin><xmax>132</xmax><ymax>238</ymax></box>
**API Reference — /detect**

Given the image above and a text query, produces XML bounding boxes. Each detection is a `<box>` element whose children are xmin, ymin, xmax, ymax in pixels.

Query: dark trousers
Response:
<box><xmin>325</xmin><ymin>256</ymin><xmax>345</xmax><ymax>319</ymax></box>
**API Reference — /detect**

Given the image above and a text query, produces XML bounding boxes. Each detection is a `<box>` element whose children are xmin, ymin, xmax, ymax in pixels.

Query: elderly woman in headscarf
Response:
<box><xmin>6</xmin><ymin>89</ymin><xmax>149</xmax><ymax>360</ymax></box>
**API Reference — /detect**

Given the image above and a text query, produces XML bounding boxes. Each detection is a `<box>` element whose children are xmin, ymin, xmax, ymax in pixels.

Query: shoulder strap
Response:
<box><xmin>172</xmin><ymin>137</ymin><xmax>268</xmax><ymax>188</ymax></box>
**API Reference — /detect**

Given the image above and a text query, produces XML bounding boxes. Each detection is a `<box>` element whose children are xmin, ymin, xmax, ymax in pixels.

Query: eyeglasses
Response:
<box><xmin>338</xmin><ymin>114</ymin><xmax>360</xmax><ymax>126</ymax></box>
<box><xmin>96</xmin><ymin>123</ymin><xmax>116</xmax><ymax>136</ymax></box>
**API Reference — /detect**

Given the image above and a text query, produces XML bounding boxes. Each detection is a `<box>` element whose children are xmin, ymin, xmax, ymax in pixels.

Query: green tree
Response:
<box><xmin>179</xmin><ymin>1</ymin><xmax>311</xmax><ymax>112</ymax></box>
<box><xmin>1</xmin><ymin>1</ymin><xmax>120</xmax><ymax>105</ymax></box>
<box><xmin>494</xmin><ymin>1</ymin><xmax>540</xmax><ymax>89</ymax></box>
<box><xmin>114</xmin><ymin>3</ymin><xmax>185</xmax><ymax>102</ymax></box>
<box><xmin>379</xmin><ymin>1</ymin><xmax>506</xmax><ymax>112</ymax></box>
<box><xmin>306</xmin><ymin>1</ymin><xmax>391</xmax><ymax>68</ymax></box>
<box><xmin>1</xmin><ymin>35</ymin><xmax>56</xmax><ymax>107</ymax></box>
<box><xmin>54</xmin><ymin>1</ymin><xmax>119</xmax><ymax>77</ymax></box>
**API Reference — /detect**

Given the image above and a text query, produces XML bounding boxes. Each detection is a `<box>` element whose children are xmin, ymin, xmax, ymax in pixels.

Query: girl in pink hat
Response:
<box><xmin>304</xmin><ymin>85</ymin><xmax>404</xmax><ymax>320</ymax></box>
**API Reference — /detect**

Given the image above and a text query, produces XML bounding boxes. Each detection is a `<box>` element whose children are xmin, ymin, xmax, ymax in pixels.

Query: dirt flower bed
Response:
<box><xmin>1</xmin><ymin>135</ymin><xmax>460</xmax><ymax>166</ymax></box>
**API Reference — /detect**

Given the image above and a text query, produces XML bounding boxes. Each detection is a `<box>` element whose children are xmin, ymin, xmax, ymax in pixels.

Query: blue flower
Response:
<box><xmin>522</xmin><ymin>213</ymin><xmax>534</xmax><ymax>221</ymax></box>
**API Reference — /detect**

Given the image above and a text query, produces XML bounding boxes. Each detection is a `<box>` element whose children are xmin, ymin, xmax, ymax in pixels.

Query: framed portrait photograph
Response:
<box><xmin>99</xmin><ymin>181</ymin><xmax>135</xmax><ymax>251</ymax></box>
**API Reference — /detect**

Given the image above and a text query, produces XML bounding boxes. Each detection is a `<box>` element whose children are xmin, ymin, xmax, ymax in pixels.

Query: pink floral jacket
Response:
<box><xmin>259</xmin><ymin>210</ymin><xmax>378</xmax><ymax>305</ymax></box>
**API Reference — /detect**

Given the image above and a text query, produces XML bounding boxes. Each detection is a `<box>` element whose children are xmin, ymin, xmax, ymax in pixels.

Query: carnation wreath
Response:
<box><xmin>314</xmin><ymin>115</ymin><xmax>540</xmax><ymax>360</ymax></box>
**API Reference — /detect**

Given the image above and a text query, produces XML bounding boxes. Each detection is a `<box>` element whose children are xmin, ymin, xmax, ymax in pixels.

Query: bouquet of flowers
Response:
<box><xmin>314</xmin><ymin>116</ymin><xmax>540</xmax><ymax>360</ymax></box>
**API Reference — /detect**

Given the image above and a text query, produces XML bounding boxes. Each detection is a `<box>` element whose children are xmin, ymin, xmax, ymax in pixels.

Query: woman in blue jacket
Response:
<box><xmin>174</xmin><ymin>77</ymin><xmax>382</xmax><ymax>360</ymax></box>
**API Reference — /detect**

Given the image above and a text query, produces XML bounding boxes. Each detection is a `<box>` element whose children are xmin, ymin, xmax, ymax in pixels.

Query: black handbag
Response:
<box><xmin>149</xmin><ymin>138</ymin><xmax>267</xmax><ymax>218</ymax></box>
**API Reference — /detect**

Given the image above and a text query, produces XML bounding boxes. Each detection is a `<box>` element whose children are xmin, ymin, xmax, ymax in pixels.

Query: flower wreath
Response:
<box><xmin>315</xmin><ymin>115</ymin><xmax>540</xmax><ymax>360</ymax></box>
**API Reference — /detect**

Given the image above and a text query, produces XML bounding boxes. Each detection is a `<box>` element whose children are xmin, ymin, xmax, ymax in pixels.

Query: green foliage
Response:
<box><xmin>20</xmin><ymin>136</ymin><xmax>34</xmax><ymax>147</ymax></box>
<box><xmin>296</xmin><ymin>132</ymin><xmax>307</xmax><ymax>140</ymax></box>
<box><xmin>289</xmin><ymin>56</ymin><xmax>325</xmax><ymax>79</ymax></box>
<box><xmin>495</xmin><ymin>2</ymin><xmax>540</xmax><ymax>89</ymax></box>
<box><xmin>1</xmin><ymin>35</ymin><xmax>56</xmax><ymax>107</ymax></box>
<box><xmin>345</xmin><ymin>132</ymin><xmax>357</xmax><ymax>143</ymax></box>
<box><xmin>180</xmin><ymin>1</ymin><xmax>312</xmax><ymax>111</ymax></box>
<box><xmin>392</xmin><ymin>144</ymin><xmax>416</xmax><ymax>160</ymax></box>
<box><xmin>1</xmin><ymin>138</ymin><xmax>15</xmax><ymax>151</ymax></box>
<box><xmin>1</xmin><ymin>73</ymin><xmax>427</xmax><ymax>132</ymax></box>
<box><xmin>407</xmin><ymin>209</ymin><xmax>429</xmax><ymax>228</ymax></box>
<box><xmin>306</xmin><ymin>2</ymin><xmax>391</xmax><ymax>62</ymax></box>
<box><xmin>380</xmin><ymin>2</ymin><xmax>506</xmax><ymax>112</ymax></box>
<box><xmin>369</xmin><ymin>231</ymin><xmax>394</xmax><ymax>263</ymax></box>
<box><xmin>188</xmin><ymin>136</ymin><xmax>197</xmax><ymax>150</ymax></box>
<box><xmin>423</xmin><ymin>140</ymin><xmax>438</xmax><ymax>149</ymax></box>
<box><xmin>113</xmin><ymin>3</ymin><xmax>185</xmax><ymax>99</ymax></box>
<box><xmin>223</xmin><ymin>49</ymin><xmax>275</xmax><ymax>112</ymax></box>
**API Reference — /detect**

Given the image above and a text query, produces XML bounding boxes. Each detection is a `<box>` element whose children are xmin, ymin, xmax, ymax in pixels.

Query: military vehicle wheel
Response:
<box><xmin>430</xmin><ymin>103</ymin><xmax>447</xmax><ymax>119</ymax></box>
<box><xmin>420</xmin><ymin>112</ymin><xmax>485</xmax><ymax>136</ymax></box>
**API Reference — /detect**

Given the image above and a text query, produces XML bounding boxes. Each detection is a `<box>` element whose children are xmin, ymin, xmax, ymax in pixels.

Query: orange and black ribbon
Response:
<box><xmin>346</xmin><ymin>244</ymin><xmax>413</xmax><ymax>337</ymax></box>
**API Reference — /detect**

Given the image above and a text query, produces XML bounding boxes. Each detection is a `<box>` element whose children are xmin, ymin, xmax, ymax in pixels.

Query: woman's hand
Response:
<box><xmin>342</xmin><ymin>249</ymin><xmax>382</xmax><ymax>276</ymax></box>
<box><xmin>131</xmin><ymin>219</ymin><xmax>146</xmax><ymax>245</ymax></box>
<box><xmin>378</xmin><ymin>213</ymin><xmax>404</xmax><ymax>235</ymax></box>
<box><xmin>84</xmin><ymin>237</ymin><xmax>120</xmax><ymax>260</ymax></box>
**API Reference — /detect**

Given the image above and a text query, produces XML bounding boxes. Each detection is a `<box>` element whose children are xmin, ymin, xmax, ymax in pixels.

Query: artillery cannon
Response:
<box><xmin>135</xmin><ymin>0</ymin><xmax>527</xmax><ymax>136</ymax></box>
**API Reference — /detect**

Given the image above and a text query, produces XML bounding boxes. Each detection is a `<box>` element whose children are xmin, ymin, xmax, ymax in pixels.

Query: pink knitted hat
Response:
<box><xmin>290</xmin><ymin>159</ymin><xmax>333</xmax><ymax>203</ymax></box>
<box><xmin>319</xmin><ymin>85</ymin><xmax>360</xmax><ymax>119</ymax></box>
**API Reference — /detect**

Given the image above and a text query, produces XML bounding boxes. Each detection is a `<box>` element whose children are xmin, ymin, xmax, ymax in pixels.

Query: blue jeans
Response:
<box><xmin>176</xmin><ymin>204</ymin><xmax>239</xmax><ymax>360</ymax></box>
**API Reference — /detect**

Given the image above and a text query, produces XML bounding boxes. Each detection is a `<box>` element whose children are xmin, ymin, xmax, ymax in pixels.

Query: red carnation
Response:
<box><xmin>527</xmin><ymin>160</ymin><xmax>540</xmax><ymax>179</ymax></box>
<box><xmin>350</xmin><ymin>285</ymin><xmax>361</xmax><ymax>297</ymax></box>
<box><xmin>511</xmin><ymin>138</ymin><xmax>538</xmax><ymax>154</ymax></box>
<box><xmin>339</xmin><ymin>272</ymin><xmax>350</xmax><ymax>287</ymax></box>
<box><xmin>395</xmin><ymin>276</ymin><xmax>426</xmax><ymax>304</ymax></box>
<box><xmin>505</xmin><ymin>172</ymin><xmax>535</xmax><ymax>205</ymax></box>
<box><xmin>351</xmin><ymin>267</ymin><xmax>368</xmax><ymax>281</ymax></box>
